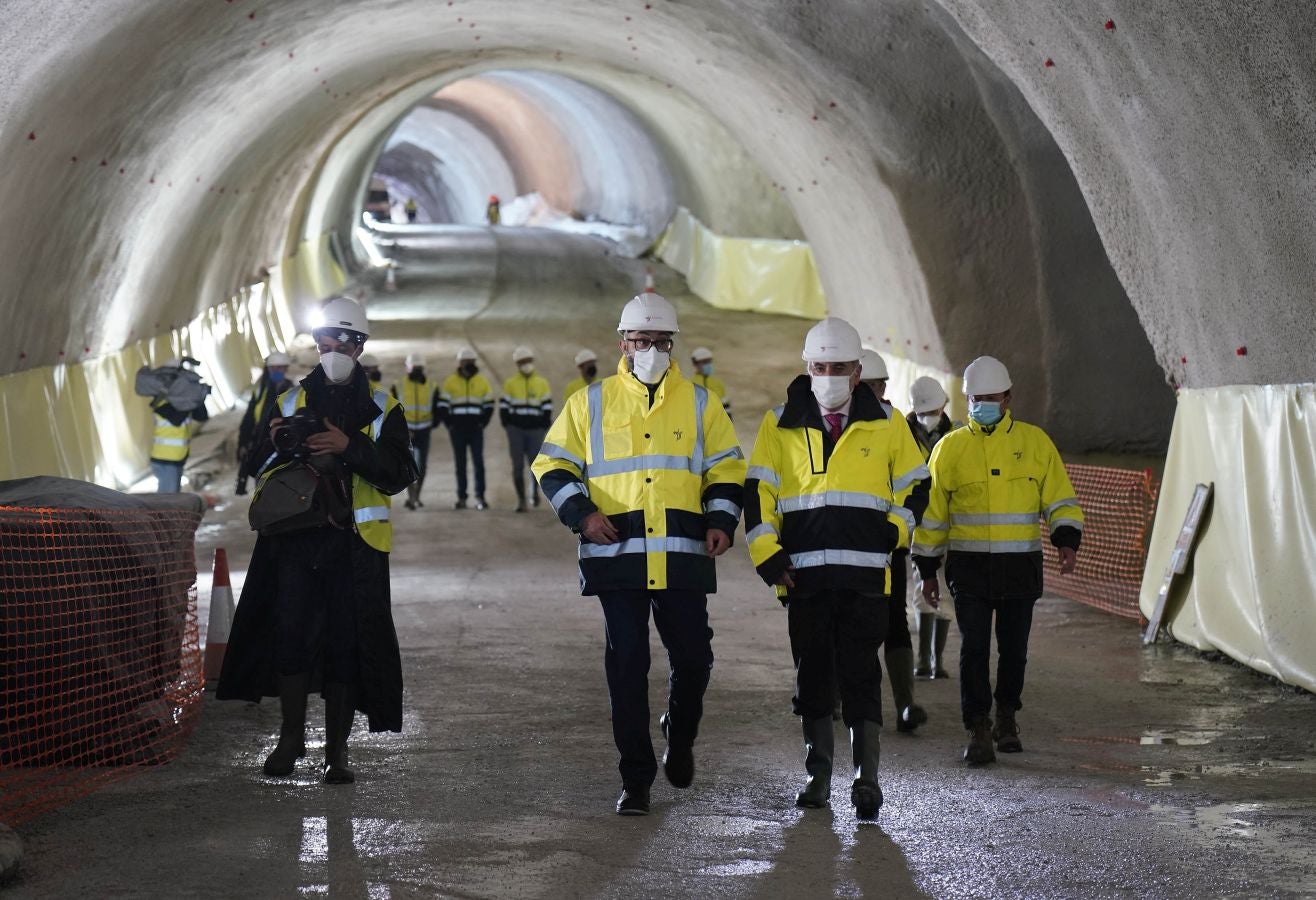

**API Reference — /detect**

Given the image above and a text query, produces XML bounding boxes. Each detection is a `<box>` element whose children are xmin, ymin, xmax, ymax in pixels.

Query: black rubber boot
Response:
<box><xmin>322</xmin><ymin>682</ymin><xmax>356</xmax><ymax>785</ymax></box>
<box><xmin>513</xmin><ymin>470</ymin><xmax>527</xmax><ymax>512</ymax></box>
<box><xmin>795</xmin><ymin>716</ymin><xmax>834</xmax><ymax>808</ymax></box>
<box><xmin>914</xmin><ymin>614</ymin><xmax>935</xmax><ymax>679</ymax></box>
<box><xmin>994</xmin><ymin>708</ymin><xmax>1023</xmax><ymax>753</ymax></box>
<box><xmin>849</xmin><ymin>721</ymin><xmax>883</xmax><ymax>821</ymax></box>
<box><xmin>885</xmin><ymin>646</ymin><xmax>927</xmax><ymax>734</ymax></box>
<box><xmin>964</xmin><ymin>717</ymin><xmax>996</xmax><ymax>766</ymax></box>
<box><xmin>616</xmin><ymin>783</ymin><xmax>650</xmax><ymax>816</ymax></box>
<box><xmin>933</xmin><ymin>618</ymin><xmax>951</xmax><ymax>679</ymax></box>
<box><xmin>262</xmin><ymin>673</ymin><xmax>309</xmax><ymax>777</ymax></box>
<box><xmin>660</xmin><ymin>712</ymin><xmax>695</xmax><ymax>789</ymax></box>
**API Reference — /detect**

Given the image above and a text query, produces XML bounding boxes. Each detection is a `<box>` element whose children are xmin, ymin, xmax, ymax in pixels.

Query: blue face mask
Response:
<box><xmin>699</xmin><ymin>362</ymin><xmax>713</xmax><ymax>376</ymax></box>
<box><xmin>969</xmin><ymin>400</ymin><xmax>1004</xmax><ymax>426</ymax></box>
<box><xmin>268</xmin><ymin>370</ymin><xmax>285</xmax><ymax>383</ymax></box>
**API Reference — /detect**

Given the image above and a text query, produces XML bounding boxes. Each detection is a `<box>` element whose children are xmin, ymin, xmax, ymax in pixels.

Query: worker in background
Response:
<box><xmin>500</xmin><ymin>346</ymin><xmax>552</xmax><ymax>512</ymax></box>
<box><xmin>235</xmin><ymin>351</ymin><xmax>293</xmax><ymax>496</ymax></box>
<box><xmin>532</xmin><ymin>292</ymin><xmax>745</xmax><ymax>817</ymax></box>
<box><xmin>486</xmin><ymin>195</ymin><xmax>501</xmax><ymax>225</ymax></box>
<box><xmin>563</xmin><ymin>348</ymin><xmax>599</xmax><ymax>403</ymax></box>
<box><xmin>360</xmin><ymin>353</ymin><xmax>384</xmax><ymax>388</ymax></box>
<box><xmin>858</xmin><ymin>347</ymin><xmax>927</xmax><ymax>735</ymax></box>
<box><xmin>912</xmin><ymin>356</ymin><xmax>1083</xmax><ymax>765</ymax></box>
<box><xmin>405</xmin><ymin>198</ymin><xmax>418</xmax><ymax>223</ymax></box>
<box><xmin>689</xmin><ymin>347</ymin><xmax>731</xmax><ymax>419</ymax></box>
<box><xmin>437</xmin><ymin>347</ymin><xmax>494</xmax><ymax>510</ymax></box>
<box><xmin>745</xmin><ymin>319</ymin><xmax>928</xmax><ymax>820</ymax></box>
<box><xmin>220</xmin><ymin>296</ymin><xmax>415</xmax><ymax>785</ymax></box>
<box><xmin>906</xmin><ymin>375</ymin><xmax>958</xmax><ymax>679</ymax></box>
<box><xmin>149</xmin><ymin>357</ymin><xmax>210</xmax><ymax>492</ymax></box>
<box><xmin>392</xmin><ymin>353</ymin><xmax>441</xmax><ymax>510</ymax></box>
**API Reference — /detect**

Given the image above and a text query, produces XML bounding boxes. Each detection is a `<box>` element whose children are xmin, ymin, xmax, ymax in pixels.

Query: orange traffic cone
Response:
<box><xmin>643</xmin><ymin>266</ymin><xmax>656</xmax><ymax>292</ymax></box>
<box><xmin>203</xmin><ymin>548</ymin><xmax>234</xmax><ymax>687</ymax></box>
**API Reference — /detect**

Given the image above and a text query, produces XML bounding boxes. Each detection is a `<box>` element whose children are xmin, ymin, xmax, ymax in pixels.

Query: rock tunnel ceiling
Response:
<box><xmin>7</xmin><ymin>0</ymin><xmax>1307</xmax><ymax>452</ymax></box>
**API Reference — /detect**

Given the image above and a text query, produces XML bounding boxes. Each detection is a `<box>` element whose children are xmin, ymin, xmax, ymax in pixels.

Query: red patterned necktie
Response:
<box><xmin>824</xmin><ymin>413</ymin><xmax>843</xmax><ymax>442</ymax></box>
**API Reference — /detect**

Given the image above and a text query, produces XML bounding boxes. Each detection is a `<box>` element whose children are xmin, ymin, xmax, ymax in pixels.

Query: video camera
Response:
<box><xmin>272</xmin><ymin>409</ymin><xmax>327</xmax><ymax>457</ymax></box>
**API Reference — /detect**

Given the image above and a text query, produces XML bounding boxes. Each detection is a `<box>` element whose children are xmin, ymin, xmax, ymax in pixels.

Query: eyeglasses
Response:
<box><xmin>625</xmin><ymin>336</ymin><xmax>674</xmax><ymax>352</ymax></box>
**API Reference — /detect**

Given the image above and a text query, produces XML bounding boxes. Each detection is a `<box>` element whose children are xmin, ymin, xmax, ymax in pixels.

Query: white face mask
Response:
<box><xmin>810</xmin><ymin>374</ymin><xmax>853</xmax><ymax>410</ymax></box>
<box><xmin>320</xmin><ymin>351</ymin><xmax>356</xmax><ymax>384</ymax></box>
<box><xmin>917</xmin><ymin>412</ymin><xmax>942</xmax><ymax>431</ymax></box>
<box><xmin>518</xmin><ymin>362</ymin><xmax>535</xmax><ymax>375</ymax></box>
<box><xmin>630</xmin><ymin>348</ymin><xmax>670</xmax><ymax>385</ymax></box>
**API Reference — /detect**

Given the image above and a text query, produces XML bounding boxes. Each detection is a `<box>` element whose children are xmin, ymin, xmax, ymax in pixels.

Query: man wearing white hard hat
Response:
<box><xmin>222</xmin><ymin>296</ymin><xmax>416</xmax><ymax>787</ymax></box>
<box><xmin>745</xmin><ymin>317</ymin><xmax>928</xmax><ymax>820</ymax></box>
<box><xmin>437</xmin><ymin>347</ymin><xmax>495</xmax><ymax>509</ymax></box>
<box><xmin>235</xmin><ymin>351</ymin><xmax>293</xmax><ymax>495</ymax></box>
<box><xmin>390</xmin><ymin>353</ymin><xmax>440</xmax><ymax>510</ymax></box>
<box><xmin>689</xmin><ymin>347</ymin><xmax>731</xmax><ymax>419</ymax></box>
<box><xmin>905</xmin><ymin>375</ymin><xmax>957</xmax><ymax>679</ymax></box>
<box><xmin>359</xmin><ymin>353</ymin><xmax>383</xmax><ymax>388</ymax></box>
<box><xmin>563</xmin><ymin>348</ymin><xmax>599</xmax><ymax>403</ymax></box>
<box><xmin>500</xmin><ymin>346</ymin><xmax>553</xmax><ymax>512</ymax></box>
<box><xmin>533</xmin><ymin>291</ymin><xmax>745</xmax><ymax>816</ymax></box>
<box><xmin>858</xmin><ymin>348</ymin><xmax>927</xmax><ymax>736</ymax></box>
<box><xmin>912</xmin><ymin>356</ymin><xmax>1084</xmax><ymax>765</ymax></box>
<box><xmin>145</xmin><ymin>356</ymin><xmax>211</xmax><ymax>492</ymax></box>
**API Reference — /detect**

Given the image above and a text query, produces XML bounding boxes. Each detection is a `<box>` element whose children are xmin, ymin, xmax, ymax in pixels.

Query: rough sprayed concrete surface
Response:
<box><xmin>0</xmin><ymin>0</ymin><xmax>1199</xmax><ymax>451</ymax></box>
<box><xmin>8</xmin><ymin>234</ymin><xmax>1315</xmax><ymax>899</ymax></box>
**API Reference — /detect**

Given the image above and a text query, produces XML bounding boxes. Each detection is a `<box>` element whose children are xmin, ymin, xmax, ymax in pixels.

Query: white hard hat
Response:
<box><xmin>405</xmin><ymin>353</ymin><xmax>426</xmax><ymax>369</ymax></box>
<box><xmin>963</xmin><ymin>356</ymin><xmax>1012</xmax><ymax>395</ymax></box>
<box><xmin>265</xmin><ymin>351</ymin><xmax>292</xmax><ymax>367</ymax></box>
<box><xmin>909</xmin><ymin>376</ymin><xmax>950</xmax><ymax>413</ymax></box>
<box><xmin>359</xmin><ymin>353</ymin><xmax>380</xmax><ymax>367</ymax></box>
<box><xmin>859</xmin><ymin>347</ymin><xmax>888</xmax><ymax>381</ymax></box>
<box><xmin>317</xmin><ymin>296</ymin><xmax>370</xmax><ymax>338</ymax></box>
<box><xmin>617</xmin><ymin>292</ymin><xmax>679</xmax><ymax>334</ymax></box>
<box><xmin>512</xmin><ymin>345</ymin><xmax>535</xmax><ymax>363</ymax></box>
<box><xmin>456</xmin><ymin>347</ymin><xmax>478</xmax><ymax>362</ymax></box>
<box><xmin>690</xmin><ymin>346</ymin><xmax>714</xmax><ymax>362</ymax></box>
<box><xmin>574</xmin><ymin>348</ymin><xmax>597</xmax><ymax>366</ymax></box>
<box><xmin>802</xmin><ymin>317</ymin><xmax>862</xmax><ymax>363</ymax></box>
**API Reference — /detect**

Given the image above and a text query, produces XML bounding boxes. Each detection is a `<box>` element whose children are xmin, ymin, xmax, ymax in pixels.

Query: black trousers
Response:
<box><xmin>885</xmin><ymin>549</ymin><xmax>911</xmax><ymax>649</ymax></box>
<box><xmin>410</xmin><ymin>427</ymin><xmax>432</xmax><ymax>483</ymax></box>
<box><xmin>789</xmin><ymin>590</ymin><xmax>888</xmax><ymax>726</ymax></box>
<box><xmin>271</xmin><ymin>528</ymin><xmax>358</xmax><ymax>683</ymax></box>
<box><xmin>447</xmin><ymin>425</ymin><xmax>486</xmax><ymax>499</ymax></box>
<box><xmin>598</xmin><ymin>590</ymin><xmax>713</xmax><ymax>787</ymax></box>
<box><xmin>954</xmin><ymin>592</ymin><xmax>1038</xmax><ymax>727</ymax></box>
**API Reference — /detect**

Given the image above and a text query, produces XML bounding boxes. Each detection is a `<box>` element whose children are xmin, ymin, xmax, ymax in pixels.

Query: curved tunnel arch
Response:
<box><xmin>1</xmin><ymin>0</ymin><xmax>1215</xmax><ymax>460</ymax></box>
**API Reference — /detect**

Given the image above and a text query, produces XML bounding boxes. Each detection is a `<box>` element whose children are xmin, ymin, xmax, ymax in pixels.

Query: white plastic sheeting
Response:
<box><xmin>499</xmin><ymin>192</ymin><xmax>652</xmax><ymax>257</ymax></box>
<box><xmin>1139</xmin><ymin>384</ymin><xmax>1316</xmax><ymax>693</ymax></box>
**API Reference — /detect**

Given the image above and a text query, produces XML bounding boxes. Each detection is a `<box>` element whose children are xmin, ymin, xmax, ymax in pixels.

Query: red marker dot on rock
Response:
<box><xmin>1105</xmin><ymin>19</ymin><xmax>1116</xmax><ymax>30</ymax></box>
<box><xmin>1236</xmin><ymin>346</ymin><xmax>1247</xmax><ymax>356</ymax></box>
<box><xmin>28</xmin><ymin>132</ymin><xmax>36</xmax><ymax>141</ymax></box>
<box><xmin>1180</xmin><ymin>356</ymin><xmax>1187</xmax><ymax>364</ymax></box>
<box><xmin>1044</xmin><ymin>58</ymin><xmax>1055</xmax><ymax>68</ymax></box>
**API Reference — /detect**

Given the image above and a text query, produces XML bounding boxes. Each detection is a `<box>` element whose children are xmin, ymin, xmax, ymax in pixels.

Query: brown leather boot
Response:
<box><xmin>993</xmin><ymin>709</ymin><xmax>1023</xmax><ymax>753</ymax></box>
<box><xmin>963</xmin><ymin>717</ymin><xmax>996</xmax><ymax>766</ymax></box>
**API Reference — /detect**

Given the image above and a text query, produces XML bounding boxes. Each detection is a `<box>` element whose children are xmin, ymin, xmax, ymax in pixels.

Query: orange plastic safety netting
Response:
<box><xmin>0</xmin><ymin>505</ymin><xmax>204</xmax><ymax>826</ymax></box>
<box><xmin>1042</xmin><ymin>464</ymin><xmax>1160</xmax><ymax>620</ymax></box>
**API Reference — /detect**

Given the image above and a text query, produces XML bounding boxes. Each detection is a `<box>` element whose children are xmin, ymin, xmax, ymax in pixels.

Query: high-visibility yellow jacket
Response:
<box><xmin>259</xmin><ymin>385</ymin><xmax>403</xmax><ymax>553</ymax></box>
<box><xmin>390</xmin><ymin>377</ymin><xmax>438</xmax><ymax>430</ymax></box>
<box><xmin>500</xmin><ymin>372</ymin><xmax>552</xmax><ymax>429</ymax></box>
<box><xmin>912</xmin><ymin>411</ymin><xmax>1083</xmax><ymax>599</ymax></box>
<box><xmin>563</xmin><ymin>375</ymin><xmax>597</xmax><ymax>404</ymax></box>
<box><xmin>691</xmin><ymin>372</ymin><xmax>732</xmax><ymax>419</ymax></box>
<box><xmin>437</xmin><ymin>371</ymin><xmax>494</xmax><ymax>429</ymax></box>
<box><xmin>745</xmin><ymin>378</ymin><xmax>929</xmax><ymax>600</ymax></box>
<box><xmin>150</xmin><ymin>398</ymin><xmax>200</xmax><ymax>463</ymax></box>
<box><xmin>532</xmin><ymin>359</ymin><xmax>746</xmax><ymax>595</ymax></box>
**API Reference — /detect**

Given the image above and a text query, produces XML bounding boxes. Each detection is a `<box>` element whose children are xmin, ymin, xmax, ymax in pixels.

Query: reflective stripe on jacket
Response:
<box><xmin>266</xmin><ymin>386</ymin><xmax>400</xmax><ymax>553</ymax></box>
<box><xmin>912</xmin><ymin>412</ymin><xmax>1083</xmax><ymax>562</ymax></box>
<box><xmin>150</xmin><ymin>398</ymin><xmax>193</xmax><ymax>462</ymax></box>
<box><xmin>438</xmin><ymin>372</ymin><xmax>494</xmax><ymax>424</ymax></box>
<box><xmin>501</xmin><ymin>372</ymin><xmax>552</xmax><ymax>429</ymax></box>
<box><xmin>745</xmin><ymin>378</ymin><xmax>929</xmax><ymax>599</ymax></box>
<box><xmin>531</xmin><ymin>358</ymin><xmax>746</xmax><ymax>594</ymax></box>
<box><xmin>392</xmin><ymin>377</ymin><xmax>437</xmax><ymax>430</ymax></box>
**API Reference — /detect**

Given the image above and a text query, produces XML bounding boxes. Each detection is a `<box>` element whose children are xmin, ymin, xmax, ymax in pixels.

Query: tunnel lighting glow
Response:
<box><xmin>307</xmin><ymin>307</ymin><xmax>326</xmax><ymax>329</ymax></box>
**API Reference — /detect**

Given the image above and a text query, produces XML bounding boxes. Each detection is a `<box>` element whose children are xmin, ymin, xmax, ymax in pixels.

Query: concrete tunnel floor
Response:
<box><xmin>10</xmin><ymin>228</ymin><xmax>1316</xmax><ymax>898</ymax></box>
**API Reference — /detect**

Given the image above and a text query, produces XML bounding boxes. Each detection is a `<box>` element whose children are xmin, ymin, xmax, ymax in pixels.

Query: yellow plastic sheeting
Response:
<box><xmin>1139</xmin><ymin>384</ymin><xmax>1316</xmax><ymax>693</ymax></box>
<box><xmin>654</xmin><ymin>207</ymin><xmax>827</xmax><ymax>320</ymax></box>
<box><xmin>0</xmin><ymin>237</ymin><xmax>321</xmax><ymax>488</ymax></box>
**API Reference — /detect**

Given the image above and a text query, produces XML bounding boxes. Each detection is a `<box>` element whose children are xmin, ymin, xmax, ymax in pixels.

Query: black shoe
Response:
<box><xmin>514</xmin><ymin>503</ymin><xmax>527</xmax><ymax>513</ymax></box>
<box><xmin>474</xmin><ymin>497</ymin><xmax>488</xmax><ymax>510</ymax></box>
<box><xmin>616</xmin><ymin>783</ymin><xmax>650</xmax><ymax>815</ymax></box>
<box><xmin>415</xmin><ymin>498</ymin><xmax>424</xmax><ymax>508</ymax></box>
<box><xmin>404</xmin><ymin>499</ymin><xmax>416</xmax><ymax>510</ymax></box>
<box><xmin>895</xmin><ymin>704</ymin><xmax>928</xmax><ymax>734</ymax></box>
<box><xmin>660</xmin><ymin>713</ymin><xmax>694</xmax><ymax>789</ymax></box>
<box><xmin>934</xmin><ymin>667</ymin><xmax>951</xmax><ymax>679</ymax></box>
<box><xmin>454</xmin><ymin>499</ymin><xmax>467</xmax><ymax>510</ymax></box>
<box><xmin>851</xmin><ymin>783</ymin><xmax>883</xmax><ymax>821</ymax></box>
<box><xmin>993</xmin><ymin>711</ymin><xmax>1023</xmax><ymax>753</ymax></box>
<box><xmin>531</xmin><ymin>493</ymin><xmax>541</xmax><ymax>508</ymax></box>
<box><xmin>964</xmin><ymin>718</ymin><xmax>996</xmax><ymax>765</ymax></box>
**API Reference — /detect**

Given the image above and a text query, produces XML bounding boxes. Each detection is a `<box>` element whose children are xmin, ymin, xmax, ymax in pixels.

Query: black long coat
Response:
<box><xmin>217</xmin><ymin>365</ymin><xmax>417</xmax><ymax>732</ymax></box>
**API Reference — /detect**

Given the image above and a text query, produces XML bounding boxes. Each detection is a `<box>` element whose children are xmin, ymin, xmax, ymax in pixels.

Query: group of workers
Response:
<box><xmin>211</xmin><ymin>291</ymin><xmax>1083</xmax><ymax>825</ymax></box>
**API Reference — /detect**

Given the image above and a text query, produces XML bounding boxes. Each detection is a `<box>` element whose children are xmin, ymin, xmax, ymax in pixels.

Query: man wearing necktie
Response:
<box><xmin>744</xmin><ymin>317</ymin><xmax>929</xmax><ymax>820</ymax></box>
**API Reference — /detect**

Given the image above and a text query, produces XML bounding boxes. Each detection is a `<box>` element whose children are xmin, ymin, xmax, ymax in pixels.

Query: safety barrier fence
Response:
<box><xmin>0</xmin><ymin>505</ymin><xmax>204</xmax><ymax>826</ymax></box>
<box><xmin>1043</xmin><ymin>464</ymin><xmax>1160</xmax><ymax>620</ymax></box>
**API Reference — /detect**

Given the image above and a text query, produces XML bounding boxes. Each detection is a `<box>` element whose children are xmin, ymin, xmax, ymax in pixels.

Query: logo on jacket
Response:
<box><xmin>860</xmin><ymin>447</ymin><xmax>871</xmax><ymax>457</ymax></box>
<box><xmin>1013</xmin><ymin>450</ymin><xmax>1023</xmax><ymax>460</ymax></box>
<box><xmin>672</xmin><ymin>429</ymin><xmax>684</xmax><ymax>441</ymax></box>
